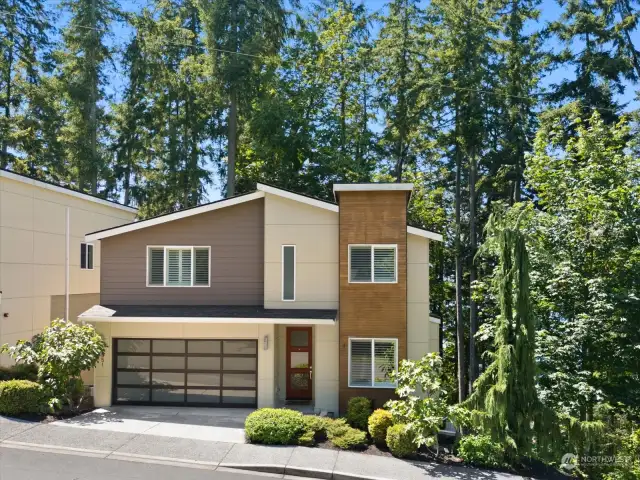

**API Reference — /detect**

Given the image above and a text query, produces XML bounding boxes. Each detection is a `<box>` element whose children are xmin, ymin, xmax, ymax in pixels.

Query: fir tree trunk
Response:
<box><xmin>454</xmin><ymin>103</ymin><xmax>466</xmax><ymax>402</ymax></box>
<box><xmin>227</xmin><ymin>91</ymin><xmax>237</xmax><ymax>197</ymax></box>
<box><xmin>469</xmin><ymin>147</ymin><xmax>478</xmax><ymax>391</ymax></box>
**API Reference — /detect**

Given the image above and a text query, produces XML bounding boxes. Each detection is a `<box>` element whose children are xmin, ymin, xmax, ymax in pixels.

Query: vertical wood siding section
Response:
<box><xmin>338</xmin><ymin>191</ymin><xmax>407</xmax><ymax>413</ymax></box>
<box><xmin>100</xmin><ymin>199</ymin><xmax>264</xmax><ymax>305</ymax></box>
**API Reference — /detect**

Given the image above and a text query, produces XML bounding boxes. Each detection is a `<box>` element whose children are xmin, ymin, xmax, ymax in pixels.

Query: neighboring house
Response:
<box><xmin>80</xmin><ymin>183</ymin><xmax>442</xmax><ymax>415</ymax></box>
<box><xmin>0</xmin><ymin>169</ymin><xmax>138</xmax><ymax>366</ymax></box>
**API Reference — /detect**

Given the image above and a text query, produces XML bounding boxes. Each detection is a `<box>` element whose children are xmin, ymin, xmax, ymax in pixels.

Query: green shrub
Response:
<box><xmin>346</xmin><ymin>397</ymin><xmax>372</xmax><ymax>430</ymax></box>
<box><xmin>1</xmin><ymin>319</ymin><xmax>106</xmax><ymax>411</ymax></box>
<box><xmin>327</xmin><ymin>419</ymin><xmax>367</xmax><ymax>449</ymax></box>
<box><xmin>457</xmin><ymin>434</ymin><xmax>504</xmax><ymax>468</ymax></box>
<box><xmin>297</xmin><ymin>429</ymin><xmax>316</xmax><ymax>446</ymax></box>
<box><xmin>302</xmin><ymin>415</ymin><xmax>332</xmax><ymax>441</ymax></box>
<box><xmin>0</xmin><ymin>364</ymin><xmax>38</xmax><ymax>381</ymax></box>
<box><xmin>245</xmin><ymin>408</ymin><xmax>305</xmax><ymax>445</ymax></box>
<box><xmin>0</xmin><ymin>380</ymin><xmax>44</xmax><ymax>415</ymax></box>
<box><xmin>368</xmin><ymin>409</ymin><xmax>393</xmax><ymax>445</ymax></box>
<box><xmin>386</xmin><ymin>424</ymin><xmax>418</xmax><ymax>458</ymax></box>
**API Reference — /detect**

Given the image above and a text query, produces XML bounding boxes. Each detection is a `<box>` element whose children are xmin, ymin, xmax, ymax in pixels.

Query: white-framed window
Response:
<box><xmin>281</xmin><ymin>245</ymin><xmax>296</xmax><ymax>301</ymax></box>
<box><xmin>348</xmin><ymin>338</ymin><xmax>398</xmax><ymax>388</ymax></box>
<box><xmin>80</xmin><ymin>243</ymin><xmax>94</xmax><ymax>270</ymax></box>
<box><xmin>146</xmin><ymin>246</ymin><xmax>210</xmax><ymax>287</ymax></box>
<box><xmin>348</xmin><ymin>244</ymin><xmax>397</xmax><ymax>283</ymax></box>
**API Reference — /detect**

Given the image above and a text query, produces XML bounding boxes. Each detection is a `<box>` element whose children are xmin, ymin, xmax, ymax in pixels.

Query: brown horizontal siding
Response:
<box><xmin>338</xmin><ymin>191</ymin><xmax>407</xmax><ymax>413</ymax></box>
<box><xmin>100</xmin><ymin>198</ymin><xmax>264</xmax><ymax>306</ymax></box>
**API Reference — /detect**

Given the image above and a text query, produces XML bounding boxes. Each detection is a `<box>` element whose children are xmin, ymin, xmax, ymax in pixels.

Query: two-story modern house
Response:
<box><xmin>0</xmin><ymin>169</ymin><xmax>137</xmax><ymax>367</ymax></box>
<box><xmin>79</xmin><ymin>183</ymin><xmax>442</xmax><ymax>415</ymax></box>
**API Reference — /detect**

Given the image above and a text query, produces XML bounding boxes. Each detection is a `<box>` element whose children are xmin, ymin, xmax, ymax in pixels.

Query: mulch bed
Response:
<box><xmin>314</xmin><ymin>434</ymin><xmax>569</xmax><ymax>479</ymax></box>
<box><xmin>4</xmin><ymin>407</ymin><xmax>94</xmax><ymax>424</ymax></box>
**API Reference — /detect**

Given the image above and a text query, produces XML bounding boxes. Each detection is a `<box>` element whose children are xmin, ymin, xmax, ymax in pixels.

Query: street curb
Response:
<box><xmin>285</xmin><ymin>465</ymin><xmax>333</xmax><ymax>479</ymax></box>
<box><xmin>0</xmin><ymin>440</ymin><xmax>111</xmax><ymax>458</ymax></box>
<box><xmin>107</xmin><ymin>451</ymin><xmax>219</xmax><ymax>470</ymax></box>
<box><xmin>219</xmin><ymin>463</ymin><xmax>286</xmax><ymax>475</ymax></box>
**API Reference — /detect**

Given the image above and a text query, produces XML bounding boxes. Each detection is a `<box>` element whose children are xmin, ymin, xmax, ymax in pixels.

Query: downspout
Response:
<box><xmin>65</xmin><ymin>207</ymin><xmax>70</xmax><ymax>321</ymax></box>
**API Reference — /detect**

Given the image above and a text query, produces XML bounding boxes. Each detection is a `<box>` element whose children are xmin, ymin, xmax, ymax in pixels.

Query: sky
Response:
<box><xmin>46</xmin><ymin>0</ymin><xmax>640</xmax><ymax>201</ymax></box>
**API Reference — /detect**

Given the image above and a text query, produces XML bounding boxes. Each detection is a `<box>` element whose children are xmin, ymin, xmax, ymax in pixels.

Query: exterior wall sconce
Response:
<box><xmin>263</xmin><ymin>335</ymin><xmax>269</xmax><ymax>351</ymax></box>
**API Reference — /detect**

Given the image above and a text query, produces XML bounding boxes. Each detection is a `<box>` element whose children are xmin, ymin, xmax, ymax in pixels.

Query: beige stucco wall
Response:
<box><xmin>263</xmin><ymin>193</ymin><xmax>339</xmax><ymax>310</ymax></box>
<box><xmin>92</xmin><ymin>322</ymin><xmax>276</xmax><ymax>408</ymax></box>
<box><xmin>0</xmin><ymin>173</ymin><xmax>136</xmax><ymax>365</ymax></box>
<box><xmin>407</xmin><ymin>233</ymin><xmax>439</xmax><ymax>360</ymax></box>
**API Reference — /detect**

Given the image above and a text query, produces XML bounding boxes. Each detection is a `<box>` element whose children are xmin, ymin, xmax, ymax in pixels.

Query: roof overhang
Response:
<box><xmin>85</xmin><ymin>191</ymin><xmax>265</xmax><ymax>242</ymax></box>
<box><xmin>1</xmin><ymin>169</ymin><xmax>138</xmax><ymax>214</ymax></box>
<box><xmin>257</xmin><ymin>183</ymin><xmax>339</xmax><ymax>212</ymax></box>
<box><xmin>83</xmin><ymin>182</ymin><xmax>443</xmax><ymax>243</ymax></box>
<box><xmin>78</xmin><ymin>305</ymin><xmax>337</xmax><ymax>325</ymax></box>
<box><xmin>407</xmin><ymin>226</ymin><xmax>444</xmax><ymax>242</ymax></box>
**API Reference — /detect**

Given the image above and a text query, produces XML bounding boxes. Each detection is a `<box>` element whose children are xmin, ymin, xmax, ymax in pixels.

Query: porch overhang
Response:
<box><xmin>78</xmin><ymin>305</ymin><xmax>338</xmax><ymax>325</ymax></box>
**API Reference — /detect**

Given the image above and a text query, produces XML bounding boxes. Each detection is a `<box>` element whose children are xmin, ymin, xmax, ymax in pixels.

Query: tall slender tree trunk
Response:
<box><xmin>227</xmin><ymin>91</ymin><xmax>237</xmax><ymax>197</ymax></box>
<box><xmin>2</xmin><ymin>12</ymin><xmax>14</xmax><ymax>168</ymax></box>
<box><xmin>227</xmin><ymin>0</ymin><xmax>238</xmax><ymax>197</ymax></box>
<box><xmin>468</xmin><ymin>147</ymin><xmax>478</xmax><ymax>391</ymax></box>
<box><xmin>89</xmin><ymin>0</ymin><xmax>98</xmax><ymax>194</ymax></box>
<box><xmin>454</xmin><ymin>102</ymin><xmax>466</xmax><ymax>403</ymax></box>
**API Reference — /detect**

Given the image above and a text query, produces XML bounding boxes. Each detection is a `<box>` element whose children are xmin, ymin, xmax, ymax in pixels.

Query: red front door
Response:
<box><xmin>286</xmin><ymin>327</ymin><xmax>313</xmax><ymax>400</ymax></box>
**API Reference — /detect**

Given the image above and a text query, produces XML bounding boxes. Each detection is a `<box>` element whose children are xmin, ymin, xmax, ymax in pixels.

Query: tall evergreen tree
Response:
<box><xmin>197</xmin><ymin>0</ymin><xmax>286</xmax><ymax>197</ymax></box>
<box><xmin>374</xmin><ymin>0</ymin><xmax>428</xmax><ymax>182</ymax></box>
<box><xmin>0</xmin><ymin>0</ymin><xmax>51</xmax><ymax>169</ymax></box>
<box><xmin>57</xmin><ymin>0</ymin><xmax>119</xmax><ymax>193</ymax></box>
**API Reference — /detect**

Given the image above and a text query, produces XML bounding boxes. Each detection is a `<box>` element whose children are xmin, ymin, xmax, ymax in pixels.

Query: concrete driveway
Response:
<box><xmin>50</xmin><ymin>406</ymin><xmax>251</xmax><ymax>443</ymax></box>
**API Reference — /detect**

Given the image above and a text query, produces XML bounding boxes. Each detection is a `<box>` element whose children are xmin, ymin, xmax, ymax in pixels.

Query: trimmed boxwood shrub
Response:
<box><xmin>457</xmin><ymin>434</ymin><xmax>504</xmax><ymax>468</ymax></box>
<box><xmin>386</xmin><ymin>424</ymin><xmax>418</xmax><ymax>458</ymax></box>
<box><xmin>327</xmin><ymin>419</ymin><xmax>367</xmax><ymax>450</ymax></box>
<box><xmin>346</xmin><ymin>397</ymin><xmax>372</xmax><ymax>430</ymax></box>
<box><xmin>368</xmin><ymin>409</ymin><xmax>393</xmax><ymax>445</ymax></box>
<box><xmin>245</xmin><ymin>408</ymin><xmax>305</xmax><ymax>445</ymax></box>
<box><xmin>0</xmin><ymin>380</ymin><xmax>44</xmax><ymax>415</ymax></box>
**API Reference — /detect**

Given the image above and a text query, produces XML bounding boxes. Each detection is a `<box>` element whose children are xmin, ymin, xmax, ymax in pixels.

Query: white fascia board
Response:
<box><xmin>257</xmin><ymin>183</ymin><xmax>339</xmax><ymax>213</ymax></box>
<box><xmin>333</xmin><ymin>183</ymin><xmax>414</xmax><ymax>193</ymax></box>
<box><xmin>0</xmin><ymin>169</ymin><xmax>138</xmax><ymax>214</ymax></box>
<box><xmin>407</xmin><ymin>226</ymin><xmax>444</xmax><ymax>242</ymax></box>
<box><xmin>80</xmin><ymin>315</ymin><xmax>336</xmax><ymax>325</ymax></box>
<box><xmin>429</xmin><ymin>317</ymin><xmax>442</xmax><ymax>324</ymax></box>
<box><xmin>85</xmin><ymin>191</ymin><xmax>265</xmax><ymax>242</ymax></box>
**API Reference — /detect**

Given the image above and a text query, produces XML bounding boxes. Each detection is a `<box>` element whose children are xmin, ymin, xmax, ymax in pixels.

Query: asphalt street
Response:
<box><xmin>0</xmin><ymin>446</ymin><xmax>280</xmax><ymax>480</ymax></box>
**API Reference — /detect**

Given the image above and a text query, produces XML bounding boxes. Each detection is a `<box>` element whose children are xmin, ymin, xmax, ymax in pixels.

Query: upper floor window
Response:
<box><xmin>81</xmin><ymin>243</ymin><xmax>94</xmax><ymax>270</ymax></box>
<box><xmin>147</xmin><ymin>246</ymin><xmax>210</xmax><ymax>287</ymax></box>
<box><xmin>348</xmin><ymin>245</ymin><xmax>397</xmax><ymax>283</ymax></box>
<box><xmin>282</xmin><ymin>245</ymin><xmax>296</xmax><ymax>301</ymax></box>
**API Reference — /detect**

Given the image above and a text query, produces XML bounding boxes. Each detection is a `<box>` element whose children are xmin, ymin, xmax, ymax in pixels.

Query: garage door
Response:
<box><xmin>113</xmin><ymin>339</ymin><xmax>258</xmax><ymax>407</ymax></box>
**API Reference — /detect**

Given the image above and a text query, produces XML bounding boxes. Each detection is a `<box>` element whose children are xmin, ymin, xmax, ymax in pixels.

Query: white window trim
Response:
<box><xmin>81</xmin><ymin>243</ymin><xmax>94</xmax><ymax>270</ymax></box>
<box><xmin>281</xmin><ymin>245</ymin><xmax>296</xmax><ymax>302</ymax></box>
<box><xmin>146</xmin><ymin>246</ymin><xmax>211</xmax><ymax>288</ymax></box>
<box><xmin>348</xmin><ymin>337</ymin><xmax>398</xmax><ymax>389</ymax></box>
<box><xmin>348</xmin><ymin>244</ymin><xmax>398</xmax><ymax>284</ymax></box>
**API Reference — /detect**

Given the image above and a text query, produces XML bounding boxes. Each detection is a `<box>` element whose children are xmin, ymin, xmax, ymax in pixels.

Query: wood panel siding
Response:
<box><xmin>338</xmin><ymin>191</ymin><xmax>407</xmax><ymax>413</ymax></box>
<box><xmin>100</xmin><ymin>199</ymin><xmax>264</xmax><ymax>306</ymax></box>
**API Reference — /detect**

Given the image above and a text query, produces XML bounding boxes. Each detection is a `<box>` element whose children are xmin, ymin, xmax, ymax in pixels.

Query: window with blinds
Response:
<box><xmin>348</xmin><ymin>338</ymin><xmax>397</xmax><ymax>388</ymax></box>
<box><xmin>348</xmin><ymin>245</ymin><xmax>397</xmax><ymax>283</ymax></box>
<box><xmin>147</xmin><ymin>246</ymin><xmax>210</xmax><ymax>287</ymax></box>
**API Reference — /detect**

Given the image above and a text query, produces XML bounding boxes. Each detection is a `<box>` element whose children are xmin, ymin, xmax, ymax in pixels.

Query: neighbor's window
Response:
<box><xmin>348</xmin><ymin>338</ymin><xmax>398</xmax><ymax>388</ymax></box>
<box><xmin>80</xmin><ymin>243</ymin><xmax>94</xmax><ymax>270</ymax></box>
<box><xmin>349</xmin><ymin>245</ymin><xmax>397</xmax><ymax>283</ymax></box>
<box><xmin>282</xmin><ymin>245</ymin><xmax>296</xmax><ymax>301</ymax></box>
<box><xmin>147</xmin><ymin>246</ymin><xmax>210</xmax><ymax>287</ymax></box>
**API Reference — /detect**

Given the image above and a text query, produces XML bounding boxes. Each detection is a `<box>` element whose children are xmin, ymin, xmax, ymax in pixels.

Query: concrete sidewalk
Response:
<box><xmin>0</xmin><ymin>415</ymin><xmax>523</xmax><ymax>480</ymax></box>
